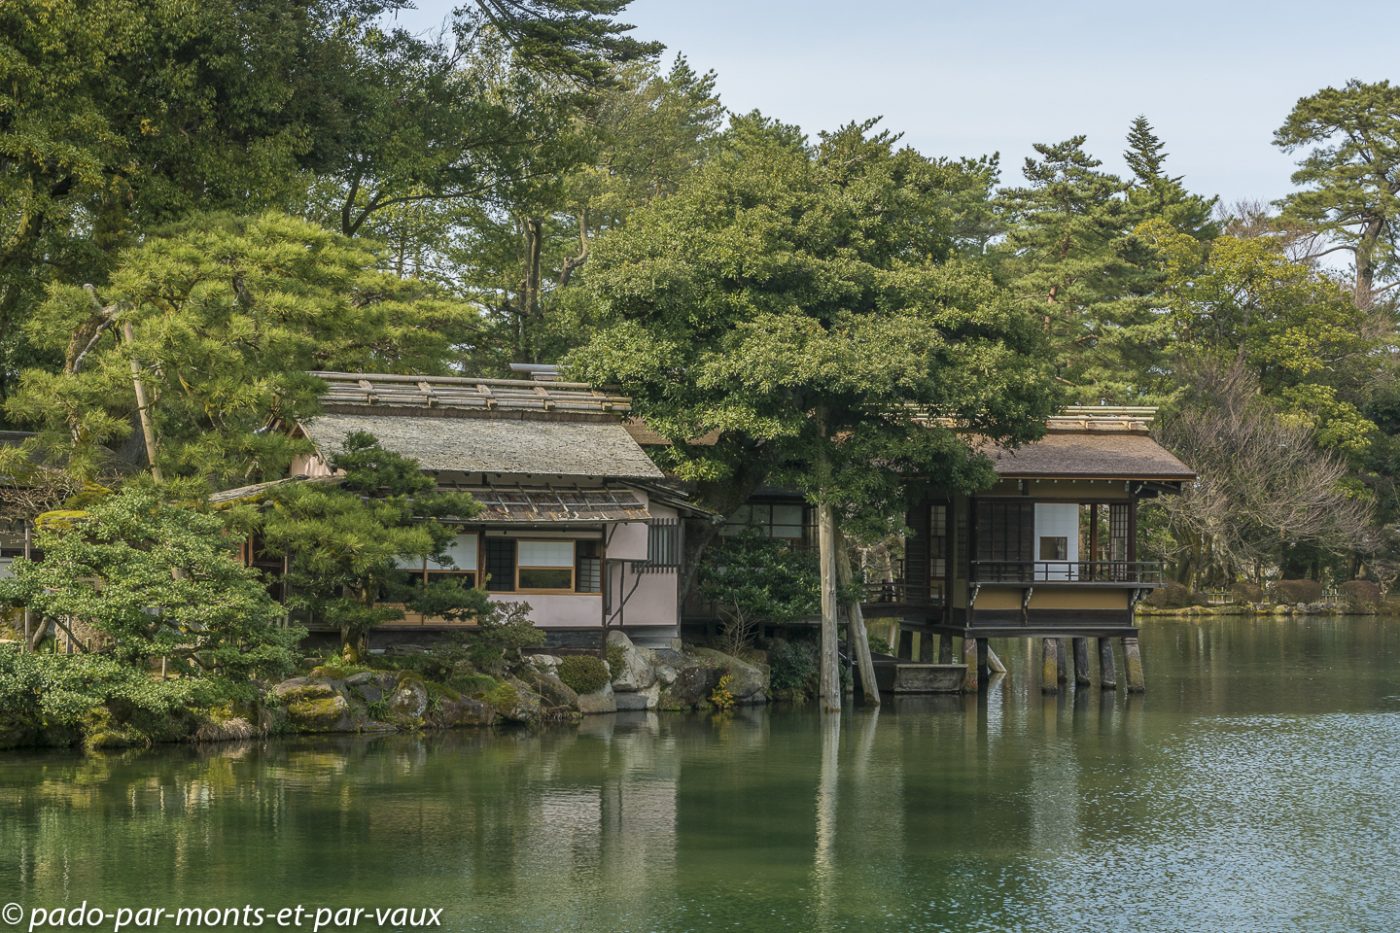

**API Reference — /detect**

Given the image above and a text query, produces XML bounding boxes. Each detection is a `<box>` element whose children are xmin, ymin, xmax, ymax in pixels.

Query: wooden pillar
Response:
<box><xmin>816</xmin><ymin>499</ymin><xmax>841</xmax><ymax>712</ymax></box>
<box><xmin>1123</xmin><ymin>636</ymin><xmax>1146</xmax><ymax>693</ymax></box>
<box><xmin>961</xmin><ymin>636</ymin><xmax>979</xmax><ymax>693</ymax></box>
<box><xmin>1098</xmin><ymin>638</ymin><xmax>1118</xmax><ymax>690</ymax></box>
<box><xmin>1072</xmin><ymin>637</ymin><xmax>1091</xmax><ymax>687</ymax></box>
<box><xmin>976</xmin><ymin>638</ymin><xmax>989</xmax><ymax>682</ymax></box>
<box><xmin>898</xmin><ymin>627</ymin><xmax>914</xmax><ymax>661</ymax></box>
<box><xmin>1040</xmin><ymin>637</ymin><xmax>1059</xmax><ymax>694</ymax></box>
<box><xmin>918</xmin><ymin>632</ymin><xmax>934</xmax><ymax>662</ymax></box>
<box><xmin>938</xmin><ymin>633</ymin><xmax>953</xmax><ymax>664</ymax></box>
<box><xmin>1057</xmin><ymin>638</ymin><xmax>1070</xmax><ymax>685</ymax></box>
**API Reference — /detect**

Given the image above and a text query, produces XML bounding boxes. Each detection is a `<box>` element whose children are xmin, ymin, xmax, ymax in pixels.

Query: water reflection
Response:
<box><xmin>4</xmin><ymin>617</ymin><xmax>1400</xmax><ymax>931</ymax></box>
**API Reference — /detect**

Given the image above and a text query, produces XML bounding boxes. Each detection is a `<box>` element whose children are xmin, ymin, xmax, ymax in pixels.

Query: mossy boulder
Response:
<box><xmin>659</xmin><ymin>665</ymin><xmax>722</xmax><ymax>711</ymax></box>
<box><xmin>274</xmin><ymin>681</ymin><xmax>352</xmax><ymax>732</ymax></box>
<box><xmin>576</xmin><ymin>681</ymin><xmax>617</xmax><ymax>715</ymax></box>
<box><xmin>388</xmin><ymin>677</ymin><xmax>430</xmax><ymax>722</ymax></box>
<box><xmin>426</xmin><ymin>695</ymin><xmax>497</xmax><ymax>729</ymax></box>
<box><xmin>525</xmin><ymin>669</ymin><xmax>580</xmax><ymax>719</ymax></box>
<box><xmin>689</xmin><ymin>647</ymin><xmax>768</xmax><ymax>704</ymax></box>
<box><xmin>605</xmin><ymin>631</ymin><xmax>656</xmax><ymax>692</ymax></box>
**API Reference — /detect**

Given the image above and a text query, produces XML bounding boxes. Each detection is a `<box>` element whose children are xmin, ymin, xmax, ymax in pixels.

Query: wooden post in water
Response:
<box><xmin>976</xmin><ymin>638</ymin><xmax>990</xmax><ymax>682</ymax></box>
<box><xmin>1057</xmin><ymin>638</ymin><xmax>1070</xmax><ymax>685</ymax></box>
<box><xmin>1098</xmin><ymin>637</ymin><xmax>1118</xmax><ymax>690</ymax></box>
<box><xmin>961</xmin><ymin>636</ymin><xmax>979</xmax><ymax>693</ymax></box>
<box><xmin>1072</xmin><ymin>637</ymin><xmax>1091</xmax><ymax>687</ymax></box>
<box><xmin>939</xmin><ymin>634</ymin><xmax>953</xmax><ymax>664</ymax></box>
<box><xmin>918</xmin><ymin>632</ymin><xmax>933</xmax><ymax>662</ymax></box>
<box><xmin>1122</xmin><ymin>636</ymin><xmax>1146</xmax><ymax>693</ymax></box>
<box><xmin>985</xmin><ymin>645</ymin><xmax>1007</xmax><ymax>675</ymax></box>
<box><xmin>834</xmin><ymin>529</ymin><xmax>880</xmax><ymax>705</ymax></box>
<box><xmin>1040</xmin><ymin>638</ymin><xmax>1059</xmax><ymax>694</ymax></box>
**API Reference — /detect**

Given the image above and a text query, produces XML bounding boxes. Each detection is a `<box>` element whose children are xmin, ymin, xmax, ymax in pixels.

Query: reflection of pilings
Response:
<box><xmin>812</xmin><ymin>711</ymin><xmax>842</xmax><ymax>931</ymax></box>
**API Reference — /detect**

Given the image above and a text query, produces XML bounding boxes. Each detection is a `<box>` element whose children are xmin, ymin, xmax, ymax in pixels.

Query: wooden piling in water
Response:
<box><xmin>1072</xmin><ymin>637</ymin><xmax>1091</xmax><ymax>687</ymax></box>
<box><xmin>1040</xmin><ymin>638</ymin><xmax>1059</xmax><ymax>694</ymax></box>
<box><xmin>1123</xmin><ymin>636</ymin><xmax>1145</xmax><ymax>693</ymax></box>
<box><xmin>986</xmin><ymin>645</ymin><xmax>1007</xmax><ymax>676</ymax></box>
<box><xmin>1056</xmin><ymin>638</ymin><xmax>1070</xmax><ymax>685</ymax></box>
<box><xmin>919</xmin><ymin>632</ymin><xmax>933</xmax><ymax>663</ymax></box>
<box><xmin>961</xmin><ymin>636</ymin><xmax>979</xmax><ymax>693</ymax></box>
<box><xmin>1098</xmin><ymin>637</ymin><xmax>1117</xmax><ymax>690</ymax></box>
<box><xmin>976</xmin><ymin>638</ymin><xmax>990</xmax><ymax>682</ymax></box>
<box><xmin>939</xmin><ymin>634</ymin><xmax>953</xmax><ymax>664</ymax></box>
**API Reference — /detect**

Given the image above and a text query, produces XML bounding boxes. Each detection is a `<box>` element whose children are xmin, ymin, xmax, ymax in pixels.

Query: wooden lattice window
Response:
<box><xmin>975</xmin><ymin>500</ymin><xmax>1034</xmax><ymax>564</ymax></box>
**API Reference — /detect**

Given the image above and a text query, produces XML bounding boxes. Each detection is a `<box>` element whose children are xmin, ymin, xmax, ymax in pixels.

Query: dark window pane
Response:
<box><xmin>484</xmin><ymin>539</ymin><xmax>517</xmax><ymax>592</ymax></box>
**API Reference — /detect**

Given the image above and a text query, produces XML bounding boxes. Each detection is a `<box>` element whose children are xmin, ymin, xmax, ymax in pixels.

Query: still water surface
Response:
<box><xmin>4</xmin><ymin>617</ymin><xmax>1400</xmax><ymax>932</ymax></box>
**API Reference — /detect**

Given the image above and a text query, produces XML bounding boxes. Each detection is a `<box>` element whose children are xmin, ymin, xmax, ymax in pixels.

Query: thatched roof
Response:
<box><xmin>980</xmin><ymin>429</ymin><xmax>1195</xmax><ymax>481</ymax></box>
<box><xmin>301</xmin><ymin>412</ymin><xmax>664</xmax><ymax>481</ymax></box>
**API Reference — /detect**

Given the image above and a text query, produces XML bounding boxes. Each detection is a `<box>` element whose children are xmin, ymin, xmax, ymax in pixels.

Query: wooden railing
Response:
<box><xmin>971</xmin><ymin>560</ymin><xmax>1164</xmax><ymax>585</ymax></box>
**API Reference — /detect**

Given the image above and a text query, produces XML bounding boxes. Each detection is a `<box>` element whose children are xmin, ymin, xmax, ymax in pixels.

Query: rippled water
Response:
<box><xmin>4</xmin><ymin>617</ymin><xmax>1400</xmax><ymax>932</ymax></box>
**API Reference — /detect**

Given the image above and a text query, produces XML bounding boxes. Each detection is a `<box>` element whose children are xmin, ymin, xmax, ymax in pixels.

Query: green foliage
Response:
<box><xmin>566</xmin><ymin>115</ymin><xmax>1058</xmax><ymax>528</ymax></box>
<box><xmin>698</xmin><ymin>532</ymin><xmax>820</xmax><ymax>625</ymax></box>
<box><xmin>461</xmin><ymin>602</ymin><xmax>545</xmax><ymax>675</ymax></box>
<box><xmin>0</xmin><ymin>486</ymin><xmax>298</xmax><ymax>686</ymax></box>
<box><xmin>1274</xmin><ymin>79</ymin><xmax>1400</xmax><ymax>305</ymax></box>
<box><xmin>6</xmin><ymin>212</ymin><xmax>478</xmax><ymax>484</ymax></box>
<box><xmin>765</xmin><ymin>638</ymin><xmax>820</xmax><ymax>701</ymax></box>
<box><xmin>259</xmin><ymin>433</ymin><xmax>488</xmax><ymax>659</ymax></box>
<box><xmin>709</xmin><ymin>673</ymin><xmax>735</xmax><ymax>711</ymax></box>
<box><xmin>556</xmin><ymin>655</ymin><xmax>609</xmax><ymax>695</ymax></box>
<box><xmin>0</xmin><ymin>647</ymin><xmax>209</xmax><ymax>743</ymax></box>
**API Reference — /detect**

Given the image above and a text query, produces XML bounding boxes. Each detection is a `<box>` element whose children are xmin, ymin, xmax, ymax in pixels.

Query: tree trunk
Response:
<box><xmin>835</xmin><ymin>526</ymin><xmax>880</xmax><ymax>705</ymax></box>
<box><xmin>817</xmin><ymin>499</ymin><xmax>841</xmax><ymax>712</ymax></box>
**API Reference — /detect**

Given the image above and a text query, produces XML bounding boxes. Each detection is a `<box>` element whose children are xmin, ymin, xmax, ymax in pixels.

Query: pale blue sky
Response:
<box><xmin>393</xmin><ymin>1</ymin><xmax>1400</xmax><ymax>206</ymax></box>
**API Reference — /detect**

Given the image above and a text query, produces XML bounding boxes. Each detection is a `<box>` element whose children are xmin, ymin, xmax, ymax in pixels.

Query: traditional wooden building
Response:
<box><xmin>223</xmin><ymin>371</ymin><xmax>710</xmax><ymax>649</ymax></box>
<box><xmin>869</xmin><ymin>406</ymin><xmax>1194</xmax><ymax>692</ymax></box>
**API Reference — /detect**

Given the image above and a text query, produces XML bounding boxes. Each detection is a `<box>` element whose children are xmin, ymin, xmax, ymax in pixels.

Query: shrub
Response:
<box><xmin>0</xmin><ymin>647</ymin><xmax>210</xmax><ymax>746</ymax></box>
<box><xmin>1272</xmin><ymin>579</ymin><xmax>1323</xmax><ymax>605</ymax></box>
<box><xmin>557</xmin><ymin>655</ymin><xmax>609</xmax><ymax>695</ymax></box>
<box><xmin>606</xmin><ymin>643</ymin><xmax>627</xmax><ymax>680</ymax></box>
<box><xmin>1229</xmin><ymin>582</ymin><xmax>1265</xmax><ymax>604</ymax></box>
<box><xmin>766</xmin><ymin>638</ymin><xmax>819</xmax><ymax>700</ymax></box>
<box><xmin>1144</xmin><ymin>582</ymin><xmax>1206</xmax><ymax>609</ymax></box>
<box><xmin>1339</xmin><ymin>579</ymin><xmax>1381</xmax><ymax>612</ymax></box>
<box><xmin>709</xmin><ymin>673</ymin><xmax>735</xmax><ymax>711</ymax></box>
<box><xmin>462</xmin><ymin>602</ymin><xmax>544</xmax><ymax>675</ymax></box>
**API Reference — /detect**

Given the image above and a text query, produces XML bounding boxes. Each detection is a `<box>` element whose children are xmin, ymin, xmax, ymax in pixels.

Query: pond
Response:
<box><xmin>4</xmin><ymin>616</ymin><xmax>1400</xmax><ymax>932</ymax></box>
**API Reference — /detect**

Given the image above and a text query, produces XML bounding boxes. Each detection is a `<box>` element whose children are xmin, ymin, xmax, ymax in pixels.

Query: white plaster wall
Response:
<box><xmin>1034</xmin><ymin>503</ymin><xmax>1080</xmax><ymax>581</ymax></box>
<box><xmin>492</xmin><ymin>593</ymin><xmax>602</xmax><ymax>628</ymax></box>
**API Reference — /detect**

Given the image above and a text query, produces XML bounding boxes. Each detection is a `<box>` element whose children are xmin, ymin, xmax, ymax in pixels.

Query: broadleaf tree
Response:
<box><xmin>567</xmin><ymin>115</ymin><xmax>1059</xmax><ymax>709</ymax></box>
